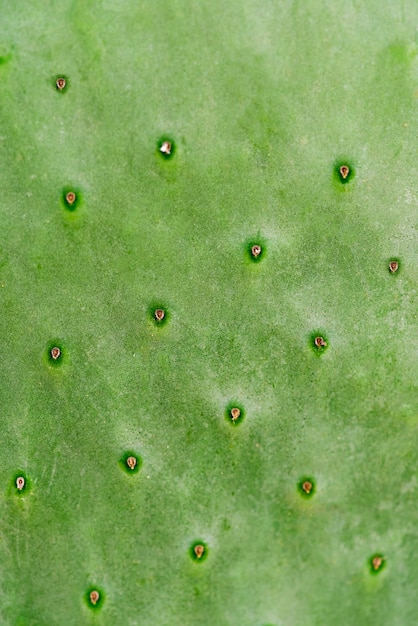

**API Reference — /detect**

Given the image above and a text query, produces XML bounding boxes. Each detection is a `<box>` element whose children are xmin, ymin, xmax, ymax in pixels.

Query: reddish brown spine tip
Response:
<box><xmin>50</xmin><ymin>347</ymin><xmax>61</xmax><ymax>360</ymax></box>
<box><xmin>302</xmin><ymin>481</ymin><xmax>312</xmax><ymax>494</ymax></box>
<box><xmin>389</xmin><ymin>261</ymin><xmax>399</xmax><ymax>273</ymax></box>
<box><xmin>154</xmin><ymin>308</ymin><xmax>165</xmax><ymax>322</ymax></box>
<box><xmin>372</xmin><ymin>556</ymin><xmax>384</xmax><ymax>571</ymax></box>
<box><xmin>314</xmin><ymin>336</ymin><xmax>327</xmax><ymax>348</ymax></box>
<box><xmin>251</xmin><ymin>245</ymin><xmax>262</xmax><ymax>258</ymax></box>
<box><xmin>89</xmin><ymin>590</ymin><xmax>100</xmax><ymax>606</ymax></box>
<box><xmin>126</xmin><ymin>456</ymin><xmax>137</xmax><ymax>470</ymax></box>
<box><xmin>194</xmin><ymin>544</ymin><xmax>205</xmax><ymax>559</ymax></box>
<box><xmin>56</xmin><ymin>77</ymin><xmax>66</xmax><ymax>90</ymax></box>
<box><xmin>65</xmin><ymin>191</ymin><xmax>76</xmax><ymax>205</ymax></box>
<box><xmin>16</xmin><ymin>476</ymin><xmax>25</xmax><ymax>491</ymax></box>
<box><xmin>339</xmin><ymin>165</ymin><xmax>350</xmax><ymax>179</ymax></box>
<box><xmin>160</xmin><ymin>141</ymin><xmax>172</xmax><ymax>155</ymax></box>
<box><xmin>230</xmin><ymin>407</ymin><xmax>241</xmax><ymax>422</ymax></box>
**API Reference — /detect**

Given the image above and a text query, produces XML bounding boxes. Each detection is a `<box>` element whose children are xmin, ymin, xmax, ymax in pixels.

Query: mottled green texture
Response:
<box><xmin>0</xmin><ymin>1</ymin><xmax>417</xmax><ymax>625</ymax></box>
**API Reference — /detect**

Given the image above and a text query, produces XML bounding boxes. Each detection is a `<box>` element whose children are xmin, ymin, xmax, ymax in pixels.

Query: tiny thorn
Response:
<box><xmin>314</xmin><ymin>336</ymin><xmax>327</xmax><ymax>348</ymax></box>
<box><xmin>65</xmin><ymin>191</ymin><xmax>76</xmax><ymax>206</ymax></box>
<box><xmin>126</xmin><ymin>456</ymin><xmax>137</xmax><ymax>470</ymax></box>
<box><xmin>251</xmin><ymin>245</ymin><xmax>262</xmax><ymax>258</ymax></box>
<box><xmin>154</xmin><ymin>308</ymin><xmax>165</xmax><ymax>322</ymax></box>
<box><xmin>191</xmin><ymin>541</ymin><xmax>208</xmax><ymax>562</ymax></box>
<box><xmin>89</xmin><ymin>590</ymin><xmax>100</xmax><ymax>606</ymax></box>
<box><xmin>371</xmin><ymin>555</ymin><xmax>385</xmax><ymax>572</ymax></box>
<box><xmin>389</xmin><ymin>261</ymin><xmax>399</xmax><ymax>273</ymax></box>
<box><xmin>16</xmin><ymin>476</ymin><xmax>25</xmax><ymax>491</ymax></box>
<box><xmin>56</xmin><ymin>77</ymin><xmax>66</xmax><ymax>90</ymax></box>
<box><xmin>302</xmin><ymin>481</ymin><xmax>312</xmax><ymax>495</ymax></box>
<box><xmin>372</xmin><ymin>557</ymin><xmax>382</xmax><ymax>570</ymax></box>
<box><xmin>120</xmin><ymin>451</ymin><xmax>141</xmax><ymax>474</ymax></box>
<box><xmin>339</xmin><ymin>165</ymin><xmax>350</xmax><ymax>179</ymax></box>
<box><xmin>50</xmin><ymin>347</ymin><xmax>61</xmax><ymax>360</ymax></box>
<box><xmin>160</xmin><ymin>141</ymin><xmax>172</xmax><ymax>155</ymax></box>
<box><xmin>194</xmin><ymin>544</ymin><xmax>205</xmax><ymax>559</ymax></box>
<box><xmin>230</xmin><ymin>407</ymin><xmax>241</xmax><ymax>422</ymax></box>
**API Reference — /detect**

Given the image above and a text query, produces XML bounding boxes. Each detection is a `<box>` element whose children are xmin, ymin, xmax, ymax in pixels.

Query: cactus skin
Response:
<box><xmin>0</xmin><ymin>1</ymin><xmax>417</xmax><ymax>625</ymax></box>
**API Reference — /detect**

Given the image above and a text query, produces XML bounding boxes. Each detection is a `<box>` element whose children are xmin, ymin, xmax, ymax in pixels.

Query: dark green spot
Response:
<box><xmin>190</xmin><ymin>541</ymin><xmax>208</xmax><ymax>563</ymax></box>
<box><xmin>119</xmin><ymin>451</ymin><xmax>142</xmax><ymax>475</ymax></box>
<box><xmin>12</xmin><ymin>471</ymin><xmax>31</xmax><ymax>497</ymax></box>
<box><xmin>46</xmin><ymin>340</ymin><xmax>65</xmax><ymax>367</ymax></box>
<box><xmin>54</xmin><ymin>75</ymin><xmax>69</xmax><ymax>92</ymax></box>
<box><xmin>334</xmin><ymin>160</ymin><xmax>355</xmax><ymax>185</ymax></box>
<box><xmin>297</xmin><ymin>477</ymin><xmax>315</xmax><ymax>498</ymax></box>
<box><xmin>309</xmin><ymin>331</ymin><xmax>329</xmax><ymax>356</ymax></box>
<box><xmin>370</xmin><ymin>554</ymin><xmax>386</xmax><ymax>574</ymax></box>
<box><xmin>388</xmin><ymin>258</ymin><xmax>400</xmax><ymax>274</ymax></box>
<box><xmin>85</xmin><ymin>587</ymin><xmax>105</xmax><ymax>610</ymax></box>
<box><xmin>225</xmin><ymin>402</ymin><xmax>245</xmax><ymax>426</ymax></box>
<box><xmin>150</xmin><ymin>304</ymin><xmax>169</xmax><ymax>327</ymax></box>
<box><xmin>62</xmin><ymin>188</ymin><xmax>81</xmax><ymax>212</ymax></box>
<box><xmin>246</xmin><ymin>239</ymin><xmax>266</xmax><ymax>263</ymax></box>
<box><xmin>157</xmin><ymin>136</ymin><xmax>176</xmax><ymax>159</ymax></box>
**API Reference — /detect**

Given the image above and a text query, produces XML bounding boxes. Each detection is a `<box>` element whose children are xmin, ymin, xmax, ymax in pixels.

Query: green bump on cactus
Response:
<box><xmin>226</xmin><ymin>403</ymin><xmax>245</xmax><ymax>426</ymax></box>
<box><xmin>62</xmin><ymin>187</ymin><xmax>80</xmax><ymax>211</ymax></box>
<box><xmin>119</xmin><ymin>451</ymin><xmax>141</xmax><ymax>475</ymax></box>
<box><xmin>158</xmin><ymin>137</ymin><xmax>175</xmax><ymax>159</ymax></box>
<box><xmin>335</xmin><ymin>160</ymin><xmax>355</xmax><ymax>185</ymax></box>
<box><xmin>370</xmin><ymin>555</ymin><xmax>386</xmax><ymax>574</ymax></box>
<box><xmin>12</xmin><ymin>471</ymin><xmax>31</xmax><ymax>497</ymax></box>
<box><xmin>0</xmin><ymin>0</ymin><xmax>417</xmax><ymax>625</ymax></box>
<box><xmin>247</xmin><ymin>240</ymin><xmax>265</xmax><ymax>263</ymax></box>
<box><xmin>150</xmin><ymin>304</ymin><xmax>169</xmax><ymax>326</ymax></box>
<box><xmin>54</xmin><ymin>76</ymin><xmax>68</xmax><ymax>92</ymax></box>
<box><xmin>388</xmin><ymin>259</ymin><xmax>400</xmax><ymax>274</ymax></box>
<box><xmin>45</xmin><ymin>340</ymin><xmax>65</xmax><ymax>366</ymax></box>
<box><xmin>310</xmin><ymin>331</ymin><xmax>329</xmax><ymax>355</ymax></box>
<box><xmin>190</xmin><ymin>541</ymin><xmax>209</xmax><ymax>563</ymax></box>
<box><xmin>85</xmin><ymin>587</ymin><xmax>105</xmax><ymax>611</ymax></box>
<box><xmin>298</xmin><ymin>477</ymin><xmax>316</xmax><ymax>498</ymax></box>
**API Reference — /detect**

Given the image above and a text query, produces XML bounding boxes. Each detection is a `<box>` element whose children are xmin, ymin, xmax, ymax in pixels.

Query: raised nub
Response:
<box><xmin>16</xmin><ymin>476</ymin><xmax>25</xmax><ymax>491</ymax></box>
<box><xmin>302</xmin><ymin>481</ymin><xmax>312</xmax><ymax>495</ymax></box>
<box><xmin>50</xmin><ymin>347</ymin><xmax>61</xmax><ymax>360</ymax></box>
<box><xmin>230</xmin><ymin>407</ymin><xmax>241</xmax><ymax>422</ymax></box>
<box><xmin>389</xmin><ymin>261</ymin><xmax>399</xmax><ymax>273</ymax></box>
<box><xmin>154</xmin><ymin>308</ymin><xmax>165</xmax><ymax>322</ymax></box>
<box><xmin>339</xmin><ymin>165</ymin><xmax>349</xmax><ymax>179</ymax></box>
<box><xmin>65</xmin><ymin>191</ymin><xmax>76</xmax><ymax>206</ymax></box>
<box><xmin>89</xmin><ymin>590</ymin><xmax>100</xmax><ymax>605</ymax></box>
<box><xmin>372</xmin><ymin>556</ymin><xmax>383</xmax><ymax>571</ymax></box>
<box><xmin>56</xmin><ymin>77</ymin><xmax>66</xmax><ymax>90</ymax></box>
<box><xmin>251</xmin><ymin>245</ymin><xmax>262</xmax><ymax>258</ymax></box>
<box><xmin>194</xmin><ymin>544</ymin><xmax>205</xmax><ymax>559</ymax></box>
<box><xmin>160</xmin><ymin>141</ymin><xmax>172</xmax><ymax>155</ymax></box>
<box><xmin>314</xmin><ymin>337</ymin><xmax>326</xmax><ymax>348</ymax></box>
<box><xmin>126</xmin><ymin>456</ymin><xmax>137</xmax><ymax>470</ymax></box>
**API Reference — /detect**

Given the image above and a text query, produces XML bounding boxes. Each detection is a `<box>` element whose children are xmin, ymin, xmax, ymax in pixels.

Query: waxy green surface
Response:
<box><xmin>0</xmin><ymin>1</ymin><xmax>417</xmax><ymax>624</ymax></box>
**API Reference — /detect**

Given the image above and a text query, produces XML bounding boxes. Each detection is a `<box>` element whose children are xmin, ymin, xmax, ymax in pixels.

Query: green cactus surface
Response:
<box><xmin>0</xmin><ymin>1</ymin><xmax>417</xmax><ymax>624</ymax></box>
